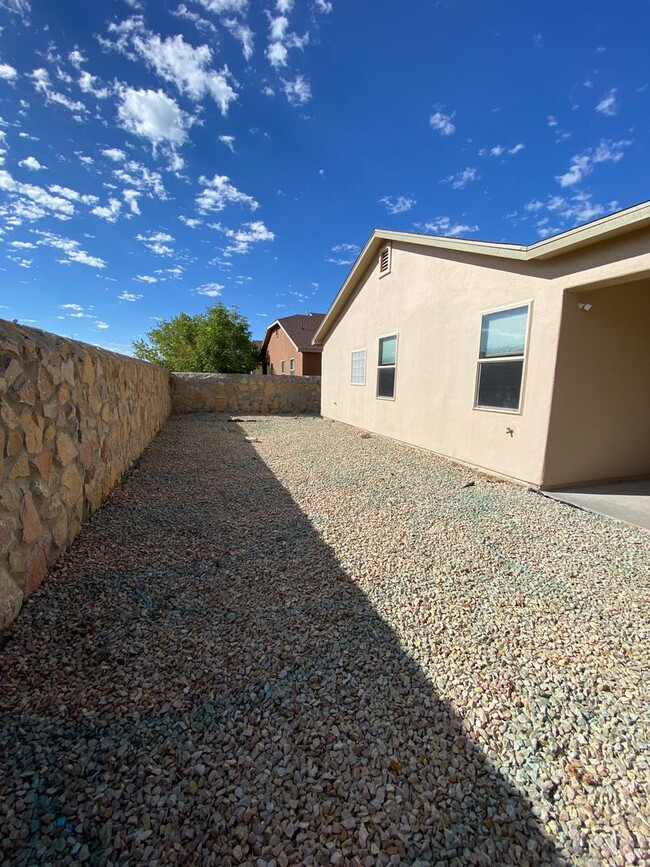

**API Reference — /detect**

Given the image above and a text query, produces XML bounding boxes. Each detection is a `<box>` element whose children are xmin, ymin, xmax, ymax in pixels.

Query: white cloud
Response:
<box><xmin>122</xmin><ymin>189</ymin><xmax>141</xmax><ymax>214</ymax></box>
<box><xmin>556</xmin><ymin>138</ymin><xmax>632</xmax><ymax>187</ymax></box>
<box><xmin>315</xmin><ymin>0</ymin><xmax>332</xmax><ymax>11</ymax></box>
<box><xmin>192</xmin><ymin>0</ymin><xmax>248</xmax><ymax>11</ymax></box>
<box><xmin>547</xmin><ymin>115</ymin><xmax>558</xmax><ymax>127</ymax></box>
<box><xmin>68</xmin><ymin>49</ymin><xmax>86</xmax><ymax>69</ymax></box>
<box><xmin>509</xmin><ymin>142</ymin><xmax>525</xmax><ymax>154</ymax></box>
<box><xmin>219</xmin><ymin>134</ymin><xmax>236</xmax><ymax>152</ymax></box>
<box><xmin>117</xmin><ymin>87</ymin><xmax>189</xmax><ymax>147</ymax></box>
<box><xmin>196</xmin><ymin>174</ymin><xmax>259</xmax><ymax>213</ymax></box>
<box><xmin>429</xmin><ymin>107</ymin><xmax>455</xmax><ymax>135</ymax></box>
<box><xmin>171</xmin><ymin>4</ymin><xmax>219</xmax><ymax>34</ymax></box>
<box><xmin>490</xmin><ymin>145</ymin><xmax>505</xmax><ymax>157</ymax></box>
<box><xmin>92</xmin><ymin>197</ymin><xmax>122</xmax><ymax>223</ymax></box>
<box><xmin>210</xmin><ymin>220</ymin><xmax>275</xmax><ymax>255</ymax></box>
<box><xmin>332</xmin><ymin>243</ymin><xmax>359</xmax><ymax>253</ymax></box>
<box><xmin>0</xmin><ymin>0</ymin><xmax>30</xmax><ymax>20</ymax></box>
<box><xmin>134</xmin><ymin>274</ymin><xmax>158</xmax><ymax>283</ymax></box>
<box><xmin>282</xmin><ymin>74</ymin><xmax>311</xmax><ymax>105</ymax></box>
<box><xmin>0</xmin><ymin>63</ymin><xmax>18</xmax><ymax>81</ymax></box>
<box><xmin>136</xmin><ymin>230</ymin><xmax>174</xmax><ymax>255</ymax></box>
<box><xmin>179</xmin><ymin>214</ymin><xmax>202</xmax><ymax>228</ymax></box>
<box><xmin>95</xmin><ymin>321</ymin><xmax>110</xmax><ymax>329</ymax></box>
<box><xmin>596</xmin><ymin>88</ymin><xmax>618</xmax><ymax>116</ymax></box>
<box><xmin>527</xmin><ymin>192</ymin><xmax>618</xmax><ymax>232</ymax></box>
<box><xmin>18</xmin><ymin>156</ymin><xmax>46</xmax><ymax>170</ymax></box>
<box><xmin>441</xmin><ymin>166</ymin><xmax>478</xmax><ymax>189</ymax></box>
<box><xmin>118</xmin><ymin>291</ymin><xmax>143</xmax><ymax>301</ymax></box>
<box><xmin>0</xmin><ymin>168</ymin><xmax>76</xmax><ymax>221</ymax></box>
<box><xmin>29</xmin><ymin>68</ymin><xmax>88</xmax><ymax>115</ymax></box>
<box><xmin>417</xmin><ymin>216</ymin><xmax>479</xmax><ymax>237</ymax></box>
<box><xmin>267</xmin><ymin>41</ymin><xmax>288</xmax><ymax>68</ymax></box>
<box><xmin>34</xmin><ymin>230</ymin><xmax>106</xmax><ymax>268</ymax></box>
<box><xmin>113</xmin><ymin>160</ymin><xmax>167</xmax><ymax>199</ymax></box>
<box><xmin>224</xmin><ymin>18</ymin><xmax>254</xmax><ymax>60</ymax></box>
<box><xmin>195</xmin><ymin>282</ymin><xmax>224</xmax><ymax>296</ymax></box>
<box><xmin>103</xmin><ymin>148</ymin><xmax>127</xmax><ymax>162</ymax></box>
<box><xmin>49</xmin><ymin>184</ymin><xmax>98</xmax><ymax>205</ymax></box>
<box><xmin>380</xmin><ymin>195</ymin><xmax>416</xmax><ymax>215</ymax></box>
<box><xmin>488</xmin><ymin>143</ymin><xmax>524</xmax><ymax>157</ymax></box>
<box><xmin>79</xmin><ymin>70</ymin><xmax>111</xmax><ymax>100</ymax></box>
<box><xmin>9</xmin><ymin>239</ymin><xmax>35</xmax><ymax>248</ymax></box>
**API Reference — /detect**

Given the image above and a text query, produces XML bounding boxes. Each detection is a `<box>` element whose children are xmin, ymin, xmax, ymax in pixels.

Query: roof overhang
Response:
<box><xmin>261</xmin><ymin>319</ymin><xmax>299</xmax><ymax>354</ymax></box>
<box><xmin>313</xmin><ymin>199</ymin><xmax>650</xmax><ymax>345</ymax></box>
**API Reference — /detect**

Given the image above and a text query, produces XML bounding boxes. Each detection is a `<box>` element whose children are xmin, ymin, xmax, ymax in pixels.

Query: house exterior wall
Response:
<box><xmin>320</xmin><ymin>242</ymin><xmax>566</xmax><ymax>486</ymax></box>
<box><xmin>301</xmin><ymin>351</ymin><xmax>322</xmax><ymax>376</ymax></box>
<box><xmin>265</xmin><ymin>326</ymin><xmax>302</xmax><ymax>375</ymax></box>
<box><xmin>542</xmin><ymin>278</ymin><xmax>650</xmax><ymax>487</ymax></box>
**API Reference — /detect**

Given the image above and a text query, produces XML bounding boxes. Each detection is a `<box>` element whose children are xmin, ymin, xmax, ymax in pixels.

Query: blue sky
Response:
<box><xmin>0</xmin><ymin>0</ymin><xmax>648</xmax><ymax>351</ymax></box>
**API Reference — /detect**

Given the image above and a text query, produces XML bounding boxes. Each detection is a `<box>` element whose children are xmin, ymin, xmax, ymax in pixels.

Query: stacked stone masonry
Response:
<box><xmin>0</xmin><ymin>319</ymin><xmax>171</xmax><ymax>631</ymax></box>
<box><xmin>171</xmin><ymin>372</ymin><xmax>321</xmax><ymax>415</ymax></box>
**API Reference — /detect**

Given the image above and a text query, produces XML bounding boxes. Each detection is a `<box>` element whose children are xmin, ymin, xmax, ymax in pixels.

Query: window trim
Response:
<box><xmin>378</xmin><ymin>243</ymin><xmax>392</xmax><ymax>278</ymax></box>
<box><xmin>289</xmin><ymin>358</ymin><xmax>295</xmax><ymax>374</ymax></box>
<box><xmin>473</xmin><ymin>301</ymin><xmax>532</xmax><ymax>415</ymax></box>
<box><xmin>376</xmin><ymin>332</ymin><xmax>398</xmax><ymax>401</ymax></box>
<box><xmin>350</xmin><ymin>348</ymin><xmax>367</xmax><ymax>386</ymax></box>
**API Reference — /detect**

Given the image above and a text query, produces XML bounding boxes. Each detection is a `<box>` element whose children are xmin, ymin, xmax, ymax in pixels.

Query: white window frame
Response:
<box><xmin>473</xmin><ymin>301</ymin><xmax>532</xmax><ymax>415</ymax></box>
<box><xmin>281</xmin><ymin>360</ymin><xmax>285</xmax><ymax>374</ymax></box>
<box><xmin>350</xmin><ymin>348</ymin><xmax>367</xmax><ymax>386</ymax></box>
<box><xmin>378</xmin><ymin>243</ymin><xmax>392</xmax><ymax>278</ymax></box>
<box><xmin>289</xmin><ymin>358</ymin><xmax>295</xmax><ymax>374</ymax></box>
<box><xmin>376</xmin><ymin>332</ymin><xmax>398</xmax><ymax>401</ymax></box>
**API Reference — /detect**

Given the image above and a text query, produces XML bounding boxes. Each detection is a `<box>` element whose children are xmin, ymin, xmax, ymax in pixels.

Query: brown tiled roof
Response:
<box><xmin>263</xmin><ymin>313</ymin><xmax>326</xmax><ymax>353</ymax></box>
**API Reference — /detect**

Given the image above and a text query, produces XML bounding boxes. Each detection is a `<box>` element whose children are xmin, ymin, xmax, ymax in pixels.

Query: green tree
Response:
<box><xmin>133</xmin><ymin>303</ymin><xmax>260</xmax><ymax>373</ymax></box>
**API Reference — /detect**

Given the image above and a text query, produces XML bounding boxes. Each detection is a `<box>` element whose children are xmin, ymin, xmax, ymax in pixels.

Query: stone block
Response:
<box><xmin>6</xmin><ymin>429</ymin><xmax>23</xmax><ymax>457</ymax></box>
<box><xmin>0</xmin><ymin>567</ymin><xmax>23</xmax><ymax>632</ymax></box>
<box><xmin>0</xmin><ymin>515</ymin><xmax>17</xmax><ymax>554</ymax></box>
<box><xmin>56</xmin><ymin>432</ymin><xmax>78</xmax><ymax>466</ymax></box>
<box><xmin>25</xmin><ymin>544</ymin><xmax>48</xmax><ymax>596</ymax></box>
<box><xmin>37</xmin><ymin>366</ymin><xmax>54</xmax><ymax>400</ymax></box>
<box><xmin>8</xmin><ymin>454</ymin><xmax>29</xmax><ymax>479</ymax></box>
<box><xmin>30</xmin><ymin>447</ymin><xmax>53</xmax><ymax>481</ymax></box>
<box><xmin>21</xmin><ymin>490</ymin><xmax>43</xmax><ymax>545</ymax></box>
<box><xmin>17</xmin><ymin>379</ymin><xmax>36</xmax><ymax>406</ymax></box>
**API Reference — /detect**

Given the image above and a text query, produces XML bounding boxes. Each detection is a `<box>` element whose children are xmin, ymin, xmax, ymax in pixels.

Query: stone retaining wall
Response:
<box><xmin>171</xmin><ymin>372</ymin><xmax>321</xmax><ymax>415</ymax></box>
<box><xmin>0</xmin><ymin>319</ymin><xmax>171</xmax><ymax>630</ymax></box>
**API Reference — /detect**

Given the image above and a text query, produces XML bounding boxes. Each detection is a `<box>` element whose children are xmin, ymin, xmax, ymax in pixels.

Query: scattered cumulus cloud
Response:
<box><xmin>18</xmin><ymin>156</ymin><xmax>46</xmax><ymax>170</ymax></box>
<box><xmin>595</xmin><ymin>88</ymin><xmax>618</xmax><ymax>116</ymax></box>
<box><xmin>195</xmin><ymin>282</ymin><xmax>224</xmax><ymax>296</ymax></box>
<box><xmin>134</xmin><ymin>274</ymin><xmax>158</xmax><ymax>283</ymax></box>
<box><xmin>556</xmin><ymin>138</ymin><xmax>632</xmax><ymax>187</ymax></box>
<box><xmin>34</xmin><ymin>230</ymin><xmax>106</xmax><ymax>268</ymax></box>
<box><xmin>441</xmin><ymin>166</ymin><xmax>478</xmax><ymax>189</ymax></box>
<box><xmin>117</xmin><ymin>86</ymin><xmax>190</xmax><ymax>148</ymax></box>
<box><xmin>219</xmin><ymin>134</ymin><xmax>236</xmax><ymax>152</ymax></box>
<box><xmin>103</xmin><ymin>148</ymin><xmax>127</xmax><ymax>162</ymax></box>
<box><xmin>118</xmin><ymin>291</ymin><xmax>143</xmax><ymax>301</ymax></box>
<box><xmin>210</xmin><ymin>220</ymin><xmax>275</xmax><ymax>255</ymax></box>
<box><xmin>526</xmin><ymin>192</ymin><xmax>619</xmax><ymax>236</ymax></box>
<box><xmin>429</xmin><ymin>107</ymin><xmax>455</xmax><ymax>136</ymax></box>
<box><xmin>91</xmin><ymin>197</ymin><xmax>122</xmax><ymax>223</ymax></box>
<box><xmin>282</xmin><ymin>74</ymin><xmax>311</xmax><ymax>105</ymax></box>
<box><xmin>196</xmin><ymin>174</ymin><xmax>259</xmax><ymax>213</ymax></box>
<box><xmin>416</xmin><ymin>217</ymin><xmax>479</xmax><ymax>237</ymax></box>
<box><xmin>136</xmin><ymin>230</ymin><xmax>174</xmax><ymax>255</ymax></box>
<box><xmin>0</xmin><ymin>63</ymin><xmax>18</xmax><ymax>81</ymax></box>
<box><xmin>380</xmin><ymin>195</ymin><xmax>416</xmax><ymax>215</ymax></box>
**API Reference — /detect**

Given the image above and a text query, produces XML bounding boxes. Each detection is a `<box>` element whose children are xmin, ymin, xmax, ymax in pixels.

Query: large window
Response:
<box><xmin>290</xmin><ymin>358</ymin><xmax>295</xmax><ymax>373</ymax></box>
<box><xmin>351</xmin><ymin>349</ymin><xmax>366</xmax><ymax>385</ymax></box>
<box><xmin>377</xmin><ymin>335</ymin><xmax>397</xmax><ymax>399</ymax></box>
<box><xmin>475</xmin><ymin>304</ymin><xmax>529</xmax><ymax>411</ymax></box>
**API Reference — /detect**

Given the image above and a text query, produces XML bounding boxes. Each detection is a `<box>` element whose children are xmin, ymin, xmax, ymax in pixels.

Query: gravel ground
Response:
<box><xmin>1</xmin><ymin>413</ymin><xmax>648</xmax><ymax>866</ymax></box>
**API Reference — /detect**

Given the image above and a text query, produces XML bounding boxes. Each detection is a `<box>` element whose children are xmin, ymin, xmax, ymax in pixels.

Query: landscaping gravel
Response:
<box><xmin>1</xmin><ymin>412</ymin><xmax>648</xmax><ymax>866</ymax></box>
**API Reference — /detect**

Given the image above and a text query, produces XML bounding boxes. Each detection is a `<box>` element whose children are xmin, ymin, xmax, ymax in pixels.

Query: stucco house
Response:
<box><xmin>261</xmin><ymin>313</ymin><xmax>325</xmax><ymax>376</ymax></box>
<box><xmin>313</xmin><ymin>201</ymin><xmax>650</xmax><ymax>489</ymax></box>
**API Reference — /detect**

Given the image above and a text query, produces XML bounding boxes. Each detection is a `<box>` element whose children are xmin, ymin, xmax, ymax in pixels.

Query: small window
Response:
<box><xmin>289</xmin><ymin>358</ymin><xmax>295</xmax><ymax>373</ymax></box>
<box><xmin>377</xmin><ymin>335</ymin><xmax>397</xmax><ymax>399</ymax></box>
<box><xmin>378</xmin><ymin>243</ymin><xmax>391</xmax><ymax>278</ymax></box>
<box><xmin>281</xmin><ymin>360</ymin><xmax>285</xmax><ymax>374</ymax></box>
<box><xmin>351</xmin><ymin>349</ymin><xmax>366</xmax><ymax>385</ymax></box>
<box><xmin>475</xmin><ymin>304</ymin><xmax>529</xmax><ymax>411</ymax></box>
<box><xmin>270</xmin><ymin>362</ymin><xmax>274</xmax><ymax>374</ymax></box>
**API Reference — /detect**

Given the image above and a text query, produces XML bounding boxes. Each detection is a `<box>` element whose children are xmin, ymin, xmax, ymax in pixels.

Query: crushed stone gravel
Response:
<box><xmin>1</xmin><ymin>412</ymin><xmax>648</xmax><ymax>866</ymax></box>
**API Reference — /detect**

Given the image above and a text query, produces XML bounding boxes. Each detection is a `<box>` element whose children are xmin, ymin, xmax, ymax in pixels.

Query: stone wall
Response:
<box><xmin>171</xmin><ymin>372</ymin><xmax>321</xmax><ymax>415</ymax></box>
<box><xmin>0</xmin><ymin>319</ymin><xmax>171</xmax><ymax>630</ymax></box>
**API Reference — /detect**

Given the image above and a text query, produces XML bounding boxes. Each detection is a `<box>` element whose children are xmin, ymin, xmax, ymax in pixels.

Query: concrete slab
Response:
<box><xmin>544</xmin><ymin>480</ymin><xmax>650</xmax><ymax>531</ymax></box>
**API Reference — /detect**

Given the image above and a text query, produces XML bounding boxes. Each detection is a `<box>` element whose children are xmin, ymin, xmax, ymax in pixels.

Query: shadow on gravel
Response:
<box><xmin>0</xmin><ymin>414</ymin><xmax>566</xmax><ymax>866</ymax></box>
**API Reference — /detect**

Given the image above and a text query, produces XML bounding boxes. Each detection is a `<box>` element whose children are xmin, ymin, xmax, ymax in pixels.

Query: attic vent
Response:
<box><xmin>379</xmin><ymin>243</ymin><xmax>391</xmax><ymax>278</ymax></box>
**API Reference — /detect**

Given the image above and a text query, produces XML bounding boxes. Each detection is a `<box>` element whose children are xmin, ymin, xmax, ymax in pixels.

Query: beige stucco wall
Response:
<box><xmin>542</xmin><ymin>278</ymin><xmax>650</xmax><ymax>487</ymax></box>
<box><xmin>0</xmin><ymin>319</ymin><xmax>171</xmax><ymax>631</ymax></box>
<box><xmin>320</xmin><ymin>243</ymin><xmax>566</xmax><ymax>486</ymax></box>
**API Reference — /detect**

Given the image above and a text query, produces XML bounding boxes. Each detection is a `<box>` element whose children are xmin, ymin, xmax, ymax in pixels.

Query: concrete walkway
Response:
<box><xmin>544</xmin><ymin>479</ymin><xmax>650</xmax><ymax>531</ymax></box>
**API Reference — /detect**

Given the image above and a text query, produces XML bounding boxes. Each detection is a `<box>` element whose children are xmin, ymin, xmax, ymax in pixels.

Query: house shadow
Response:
<box><xmin>0</xmin><ymin>414</ymin><xmax>567</xmax><ymax>865</ymax></box>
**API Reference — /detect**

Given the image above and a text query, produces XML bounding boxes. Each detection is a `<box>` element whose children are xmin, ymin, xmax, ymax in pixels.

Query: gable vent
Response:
<box><xmin>379</xmin><ymin>243</ymin><xmax>391</xmax><ymax>277</ymax></box>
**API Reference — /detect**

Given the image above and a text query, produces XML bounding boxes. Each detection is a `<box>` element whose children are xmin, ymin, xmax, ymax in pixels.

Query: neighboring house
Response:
<box><xmin>252</xmin><ymin>339</ymin><xmax>264</xmax><ymax>375</ymax></box>
<box><xmin>313</xmin><ymin>201</ymin><xmax>650</xmax><ymax>489</ymax></box>
<box><xmin>261</xmin><ymin>313</ymin><xmax>326</xmax><ymax>376</ymax></box>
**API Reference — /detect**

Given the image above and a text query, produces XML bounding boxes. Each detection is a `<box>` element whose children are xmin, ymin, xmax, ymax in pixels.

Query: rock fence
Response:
<box><xmin>171</xmin><ymin>372</ymin><xmax>321</xmax><ymax>415</ymax></box>
<box><xmin>0</xmin><ymin>320</ymin><xmax>171</xmax><ymax>631</ymax></box>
